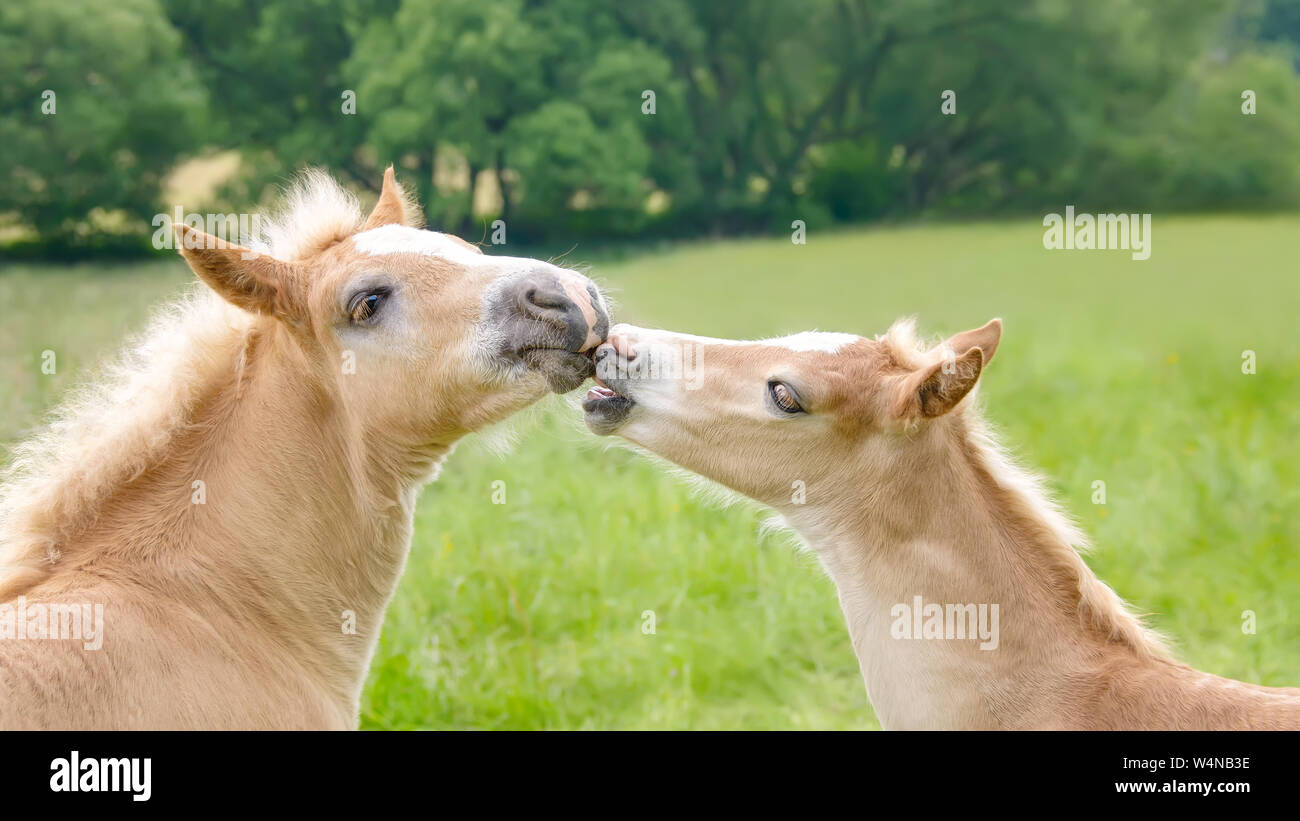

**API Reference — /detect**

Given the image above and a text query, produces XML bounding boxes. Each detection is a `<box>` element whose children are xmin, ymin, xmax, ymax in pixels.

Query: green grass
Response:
<box><xmin>3</xmin><ymin>214</ymin><xmax>1298</xmax><ymax>728</ymax></box>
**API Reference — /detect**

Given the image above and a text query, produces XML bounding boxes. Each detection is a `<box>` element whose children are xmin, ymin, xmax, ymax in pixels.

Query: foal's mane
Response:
<box><xmin>882</xmin><ymin>319</ymin><xmax>1169</xmax><ymax>659</ymax></box>
<box><xmin>0</xmin><ymin>171</ymin><xmax>368</xmax><ymax>596</ymax></box>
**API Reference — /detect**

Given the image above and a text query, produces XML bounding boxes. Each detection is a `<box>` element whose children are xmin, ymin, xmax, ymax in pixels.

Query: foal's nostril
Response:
<box><xmin>524</xmin><ymin>286</ymin><xmax>570</xmax><ymax>314</ymax></box>
<box><xmin>608</xmin><ymin>332</ymin><xmax>637</xmax><ymax>361</ymax></box>
<box><xmin>520</xmin><ymin>285</ymin><xmax>572</xmax><ymax>322</ymax></box>
<box><xmin>506</xmin><ymin>268</ymin><xmax>605</xmax><ymax>360</ymax></box>
<box><xmin>594</xmin><ymin>342</ymin><xmax>625</xmax><ymax>365</ymax></box>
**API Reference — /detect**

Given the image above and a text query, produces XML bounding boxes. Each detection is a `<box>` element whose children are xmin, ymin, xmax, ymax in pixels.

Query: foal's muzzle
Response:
<box><xmin>496</xmin><ymin>266</ymin><xmax>609</xmax><ymax>393</ymax></box>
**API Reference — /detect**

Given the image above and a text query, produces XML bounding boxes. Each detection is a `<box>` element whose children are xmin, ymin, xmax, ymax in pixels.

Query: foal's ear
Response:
<box><xmin>362</xmin><ymin>166</ymin><xmax>423</xmax><ymax>231</ymax></box>
<box><xmin>175</xmin><ymin>225</ymin><xmax>304</xmax><ymax>321</ymax></box>
<box><xmin>892</xmin><ymin>319</ymin><xmax>1001</xmax><ymax>418</ymax></box>
<box><xmin>894</xmin><ymin>347</ymin><xmax>986</xmax><ymax>419</ymax></box>
<box><xmin>942</xmin><ymin>318</ymin><xmax>1002</xmax><ymax>364</ymax></box>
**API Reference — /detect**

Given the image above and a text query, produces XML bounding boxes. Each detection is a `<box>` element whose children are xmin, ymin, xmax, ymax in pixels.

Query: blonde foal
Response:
<box><xmin>583</xmin><ymin>320</ymin><xmax>1300</xmax><ymax>729</ymax></box>
<box><xmin>0</xmin><ymin>169</ymin><xmax>608</xmax><ymax>729</ymax></box>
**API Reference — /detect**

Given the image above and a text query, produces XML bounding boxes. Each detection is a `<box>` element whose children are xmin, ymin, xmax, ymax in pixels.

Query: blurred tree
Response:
<box><xmin>621</xmin><ymin>0</ymin><xmax>1262</xmax><ymax>224</ymax></box>
<box><xmin>4</xmin><ymin>0</ymin><xmax>1300</xmax><ymax>254</ymax></box>
<box><xmin>162</xmin><ymin>0</ymin><xmax>386</xmax><ymax>199</ymax></box>
<box><xmin>1238</xmin><ymin>0</ymin><xmax>1300</xmax><ymax>68</ymax></box>
<box><xmin>348</xmin><ymin>0</ymin><xmax>678</xmax><ymax>233</ymax></box>
<box><xmin>1110</xmin><ymin>51</ymin><xmax>1300</xmax><ymax>209</ymax></box>
<box><xmin>0</xmin><ymin>0</ymin><xmax>205</xmax><ymax>247</ymax></box>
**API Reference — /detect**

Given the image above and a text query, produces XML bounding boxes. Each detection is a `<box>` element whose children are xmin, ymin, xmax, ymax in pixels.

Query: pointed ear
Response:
<box><xmin>943</xmin><ymin>318</ymin><xmax>1002</xmax><ymax>365</ymax></box>
<box><xmin>362</xmin><ymin>166</ymin><xmax>422</xmax><ymax>230</ymax></box>
<box><xmin>894</xmin><ymin>346</ymin><xmax>985</xmax><ymax>419</ymax></box>
<box><xmin>175</xmin><ymin>224</ymin><xmax>304</xmax><ymax>321</ymax></box>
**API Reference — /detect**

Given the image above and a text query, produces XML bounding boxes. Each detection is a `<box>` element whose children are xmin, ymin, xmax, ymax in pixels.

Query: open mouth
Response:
<box><xmin>582</xmin><ymin>377</ymin><xmax>635</xmax><ymax>435</ymax></box>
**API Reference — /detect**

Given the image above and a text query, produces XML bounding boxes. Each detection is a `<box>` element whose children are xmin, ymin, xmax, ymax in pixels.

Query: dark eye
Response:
<box><xmin>349</xmin><ymin>290</ymin><xmax>388</xmax><ymax>325</ymax></box>
<box><xmin>768</xmin><ymin>380</ymin><xmax>804</xmax><ymax>414</ymax></box>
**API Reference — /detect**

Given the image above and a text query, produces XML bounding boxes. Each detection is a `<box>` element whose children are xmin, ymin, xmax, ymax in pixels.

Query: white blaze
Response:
<box><xmin>769</xmin><ymin>332</ymin><xmax>859</xmax><ymax>354</ymax></box>
<box><xmin>353</xmin><ymin>224</ymin><xmax>489</xmax><ymax>266</ymax></box>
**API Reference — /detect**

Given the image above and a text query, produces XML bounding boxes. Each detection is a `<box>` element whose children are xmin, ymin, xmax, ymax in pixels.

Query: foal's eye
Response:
<box><xmin>768</xmin><ymin>380</ymin><xmax>804</xmax><ymax>414</ymax></box>
<box><xmin>349</xmin><ymin>290</ymin><xmax>388</xmax><ymax>325</ymax></box>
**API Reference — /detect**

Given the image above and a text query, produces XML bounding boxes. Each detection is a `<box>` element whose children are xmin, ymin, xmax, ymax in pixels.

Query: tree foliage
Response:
<box><xmin>2</xmin><ymin>0</ymin><xmax>1299</xmax><ymax>253</ymax></box>
<box><xmin>0</xmin><ymin>0</ymin><xmax>205</xmax><ymax>248</ymax></box>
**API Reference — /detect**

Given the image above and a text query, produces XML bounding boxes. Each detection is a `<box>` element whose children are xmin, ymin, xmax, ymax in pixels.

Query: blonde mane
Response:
<box><xmin>250</xmin><ymin>168</ymin><xmax>365</xmax><ymax>260</ymax></box>
<box><xmin>962</xmin><ymin>416</ymin><xmax>1170</xmax><ymax>659</ymax></box>
<box><xmin>880</xmin><ymin>317</ymin><xmax>1168</xmax><ymax>659</ymax></box>
<box><xmin>0</xmin><ymin>171</ymin><xmax>370</xmax><ymax>597</ymax></box>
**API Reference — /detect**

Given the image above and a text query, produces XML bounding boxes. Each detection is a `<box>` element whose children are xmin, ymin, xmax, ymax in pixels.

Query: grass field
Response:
<box><xmin>3</xmin><ymin>215</ymin><xmax>1299</xmax><ymax>729</ymax></box>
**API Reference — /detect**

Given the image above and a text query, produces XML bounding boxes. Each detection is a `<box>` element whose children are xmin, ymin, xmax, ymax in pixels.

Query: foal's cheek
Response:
<box><xmin>621</xmin><ymin>416</ymin><xmax>677</xmax><ymax>454</ymax></box>
<box><xmin>463</xmin><ymin>377</ymin><xmax>546</xmax><ymax>430</ymax></box>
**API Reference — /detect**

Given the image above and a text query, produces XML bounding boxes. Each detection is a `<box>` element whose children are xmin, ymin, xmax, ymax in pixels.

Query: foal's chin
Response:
<box><xmin>581</xmin><ymin>389</ymin><xmax>636</xmax><ymax>435</ymax></box>
<box><xmin>520</xmin><ymin>348</ymin><xmax>596</xmax><ymax>394</ymax></box>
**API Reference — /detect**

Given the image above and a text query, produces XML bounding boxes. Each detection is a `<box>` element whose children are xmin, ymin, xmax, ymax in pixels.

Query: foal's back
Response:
<box><xmin>1085</xmin><ymin>655</ymin><xmax>1300</xmax><ymax>730</ymax></box>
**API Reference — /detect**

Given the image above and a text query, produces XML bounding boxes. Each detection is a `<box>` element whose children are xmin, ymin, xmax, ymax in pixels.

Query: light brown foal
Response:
<box><xmin>583</xmin><ymin>319</ymin><xmax>1300</xmax><ymax>729</ymax></box>
<box><xmin>0</xmin><ymin>169</ymin><xmax>608</xmax><ymax>729</ymax></box>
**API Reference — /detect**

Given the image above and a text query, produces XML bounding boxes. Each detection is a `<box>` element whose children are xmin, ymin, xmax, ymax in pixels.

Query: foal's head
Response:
<box><xmin>583</xmin><ymin>319</ymin><xmax>1001</xmax><ymax>507</ymax></box>
<box><xmin>177</xmin><ymin>168</ymin><xmax>609</xmax><ymax>451</ymax></box>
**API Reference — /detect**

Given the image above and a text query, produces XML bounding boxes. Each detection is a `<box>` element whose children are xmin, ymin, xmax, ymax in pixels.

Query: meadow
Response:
<box><xmin>2</xmin><ymin>215</ymin><xmax>1298</xmax><ymax>729</ymax></box>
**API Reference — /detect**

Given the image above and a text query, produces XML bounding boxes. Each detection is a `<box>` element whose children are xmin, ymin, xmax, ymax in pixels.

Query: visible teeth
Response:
<box><xmin>586</xmin><ymin>386</ymin><xmax>617</xmax><ymax>401</ymax></box>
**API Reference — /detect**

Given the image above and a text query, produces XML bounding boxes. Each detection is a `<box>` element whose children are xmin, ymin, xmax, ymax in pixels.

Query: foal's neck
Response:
<box><xmin>789</xmin><ymin>413</ymin><xmax>1156</xmax><ymax>729</ymax></box>
<box><xmin>152</xmin><ymin>323</ymin><xmax>437</xmax><ymax>715</ymax></box>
